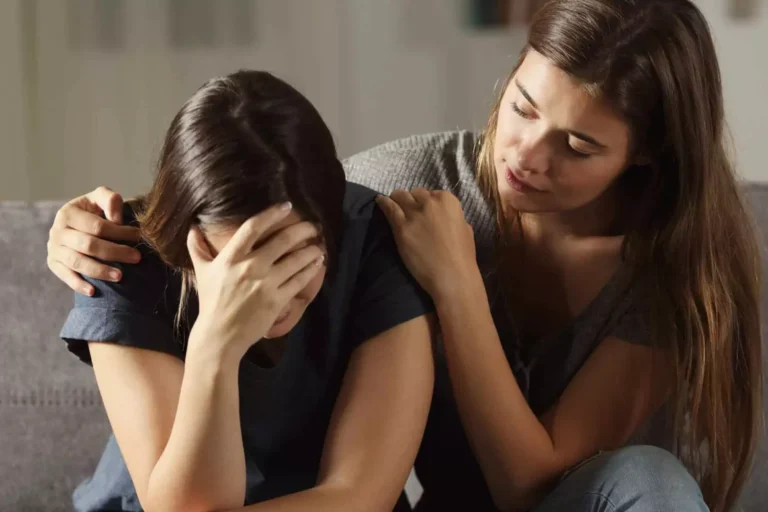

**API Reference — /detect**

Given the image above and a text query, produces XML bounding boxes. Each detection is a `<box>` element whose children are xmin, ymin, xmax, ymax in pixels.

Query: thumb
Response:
<box><xmin>89</xmin><ymin>186</ymin><xmax>125</xmax><ymax>224</ymax></box>
<box><xmin>187</xmin><ymin>226</ymin><xmax>213</xmax><ymax>272</ymax></box>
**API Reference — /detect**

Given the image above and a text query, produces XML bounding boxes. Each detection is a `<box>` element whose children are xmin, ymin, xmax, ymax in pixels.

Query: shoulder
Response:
<box><xmin>342</xmin><ymin>131</ymin><xmax>495</xmax><ymax>247</ymax></box>
<box><xmin>342</xmin><ymin>130</ymin><xmax>480</xmax><ymax>192</ymax></box>
<box><xmin>60</xmin><ymin>201</ymin><xmax>184</xmax><ymax>364</ymax></box>
<box><xmin>107</xmin><ymin>201</ymin><xmax>178</xmax><ymax>296</ymax></box>
<box><xmin>603</xmin><ymin>266</ymin><xmax>653</xmax><ymax>347</ymax></box>
<box><xmin>332</xmin><ymin>183</ymin><xmax>434</xmax><ymax>347</ymax></box>
<box><xmin>338</xmin><ymin>182</ymin><xmax>392</xmax><ymax>259</ymax></box>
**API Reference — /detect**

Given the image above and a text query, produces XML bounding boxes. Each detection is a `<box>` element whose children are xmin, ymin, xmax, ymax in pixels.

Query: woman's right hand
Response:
<box><xmin>47</xmin><ymin>186</ymin><xmax>142</xmax><ymax>296</ymax></box>
<box><xmin>186</xmin><ymin>203</ymin><xmax>325</xmax><ymax>361</ymax></box>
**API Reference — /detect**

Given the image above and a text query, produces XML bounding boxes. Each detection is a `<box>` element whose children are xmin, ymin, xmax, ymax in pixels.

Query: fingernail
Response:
<box><xmin>281</xmin><ymin>202</ymin><xmax>293</xmax><ymax>211</ymax></box>
<box><xmin>315</xmin><ymin>254</ymin><xmax>326</xmax><ymax>266</ymax></box>
<box><xmin>130</xmin><ymin>251</ymin><xmax>141</xmax><ymax>263</ymax></box>
<box><xmin>109</xmin><ymin>270</ymin><xmax>121</xmax><ymax>282</ymax></box>
<box><xmin>84</xmin><ymin>286</ymin><xmax>94</xmax><ymax>296</ymax></box>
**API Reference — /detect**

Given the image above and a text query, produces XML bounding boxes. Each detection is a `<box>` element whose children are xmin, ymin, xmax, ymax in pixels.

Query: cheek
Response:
<box><xmin>555</xmin><ymin>159</ymin><xmax>625</xmax><ymax>196</ymax></box>
<box><xmin>295</xmin><ymin>267</ymin><xmax>326</xmax><ymax>304</ymax></box>
<box><xmin>494</xmin><ymin>110</ymin><xmax>524</xmax><ymax>159</ymax></box>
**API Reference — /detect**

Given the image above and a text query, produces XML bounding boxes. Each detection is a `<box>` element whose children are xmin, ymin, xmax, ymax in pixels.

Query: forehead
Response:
<box><xmin>204</xmin><ymin>211</ymin><xmax>305</xmax><ymax>255</ymax></box>
<box><xmin>510</xmin><ymin>51</ymin><xmax>630</xmax><ymax>144</ymax></box>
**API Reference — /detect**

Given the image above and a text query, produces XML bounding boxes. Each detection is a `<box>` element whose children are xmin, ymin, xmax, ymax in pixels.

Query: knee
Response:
<box><xmin>588</xmin><ymin>445</ymin><xmax>706</xmax><ymax>511</ymax></box>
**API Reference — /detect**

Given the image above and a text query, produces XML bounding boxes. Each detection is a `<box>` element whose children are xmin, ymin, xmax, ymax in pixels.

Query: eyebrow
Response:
<box><xmin>515</xmin><ymin>80</ymin><xmax>608</xmax><ymax>150</ymax></box>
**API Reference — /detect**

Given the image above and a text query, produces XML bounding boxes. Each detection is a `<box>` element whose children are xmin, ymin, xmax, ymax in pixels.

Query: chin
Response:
<box><xmin>264</xmin><ymin>313</ymin><xmax>300</xmax><ymax>339</ymax></box>
<box><xmin>495</xmin><ymin>173</ymin><xmax>545</xmax><ymax>213</ymax></box>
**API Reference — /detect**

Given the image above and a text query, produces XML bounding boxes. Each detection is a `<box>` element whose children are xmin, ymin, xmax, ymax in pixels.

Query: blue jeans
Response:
<box><xmin>532</xmin><ymin>445</ymin><xmax>709</xmax><ymax>512</ymax></box>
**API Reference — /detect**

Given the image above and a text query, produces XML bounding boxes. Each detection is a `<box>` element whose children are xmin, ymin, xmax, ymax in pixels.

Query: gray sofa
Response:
<box><xmin>1</xmin><ymin>185</ymin><xmax>767</xmax><ymax>511</ymax></box>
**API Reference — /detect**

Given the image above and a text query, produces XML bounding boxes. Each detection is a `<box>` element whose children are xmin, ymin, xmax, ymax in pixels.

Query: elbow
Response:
<box><xmin>143</xmin><ymin>477</ymin><xmax>245</xmax><ymax>512</ymax></box>
<box><xmin>490</xmin><ymin>485</ymin><xmax>552</xmax><ymax>512</ymax></box>
<box><xmin>142</xmin><ymin>494</ymin><xmax>240</xmax><ymax>512</ymax></box>
<box><xmin>487</xmin><ymin>464</ymin><xmax>563</xmax><ymax>512</ymax></box>
<box><xmin>315</xmin><ymin>477</ymin><xmax>400</xmax><ymax>512</ymax></box>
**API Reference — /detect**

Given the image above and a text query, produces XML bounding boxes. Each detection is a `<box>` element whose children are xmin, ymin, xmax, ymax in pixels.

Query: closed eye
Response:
<box><xmin>567</xmin><ymin>144</ymin><xmax>592</xmax><ymax>159</ymax></box>
<box><xmin>511</xmin><ymin>102</ymin><xmax>532</xmax><ymax>119</ymax></box>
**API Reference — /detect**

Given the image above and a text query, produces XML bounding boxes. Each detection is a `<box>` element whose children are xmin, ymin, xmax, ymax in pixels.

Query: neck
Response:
<box><xmin>520</xmin><ymin>186</ymin><xmax>622</xmax><ymax>244</ymax></box>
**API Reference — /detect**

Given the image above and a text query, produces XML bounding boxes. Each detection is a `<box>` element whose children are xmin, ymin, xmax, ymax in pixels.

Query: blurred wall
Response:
<box><xmin>0</xmin><ymin>0</ymin><xmax>765</xmax><ymax>202</ymax></box>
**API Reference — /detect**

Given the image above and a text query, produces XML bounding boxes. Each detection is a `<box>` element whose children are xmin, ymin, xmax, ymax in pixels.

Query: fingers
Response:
<box><xmin>410</xmin><ymin>187</ymin><xmax>432</xmax><ymax>205</ymax></box>
<box><xmin>278</xmin><ymin>257</ymin><xmax>324</xmax><ymax>298</ymax></box>
<box><xmin>48</xmin><ymin>244</ymin><xmax>121</xmax><ymax>283</ymax></box>
<box><xmin>187</xmin><ymin>226</ymin><xmax>214</xmax><ymax>271</ymax></box>
<box><xmin>256</xmin><ymin>221</ymin><xmax>320</xmax><ymax>266</ymax></box>
<box><xmin>271</xmin><ymin>244</ymin><xmax>325</xmax><ymax>285</ymax></box>
<box><xmin>85</xmin><ymin>186</ymin><xmax>124</xmax><ymax>224</ymax></box>
<box><xmin>53</xmin><ymin>228</ymin><xmax>141</xmax><ymax>264</ymax></box>
<box><xmin>390</xmin><ymin>189</ymin><xmax>420</xmax><ymax>209</ymax></box>
<box><xmin>221</xmin><ymin>202</ymin><xmax>294</xmax><ymax>262</ymax></box>
<box><xmin>47</xmin><ymin>260</ymin><xmax>95</xmax><ymax>296</ymax></box>
<box><xmin>375</xmin><ymin>195</ymin><xmax>406</xmax><ymax>225</ymax></box>
<box><xmin>55</xmin><ymin>205</ymin><xmax>141</xmax><ymax>245</ymax></box>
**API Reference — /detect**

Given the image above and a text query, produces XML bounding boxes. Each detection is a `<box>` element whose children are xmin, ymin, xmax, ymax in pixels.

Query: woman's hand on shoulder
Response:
<box><xmin>47</xmin><ymin>186</ymin><xmax>142</xmax><ymax>295</ymax></box>
<box><xmin>376</xmin><ymin>188</ymin><xmax>480</xmax><ymax>300</ymax></box>
<box><xmin>187</xmin><ymin>204</ymin><xmax>325</xmax><ymax>361</ymax></box>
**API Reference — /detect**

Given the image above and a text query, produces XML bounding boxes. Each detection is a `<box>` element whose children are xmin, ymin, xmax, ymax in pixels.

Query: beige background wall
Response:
<box><xmin>0</xmin><ymin>0</ymin><xmax>765</xmax><ymax>202</ymax></box>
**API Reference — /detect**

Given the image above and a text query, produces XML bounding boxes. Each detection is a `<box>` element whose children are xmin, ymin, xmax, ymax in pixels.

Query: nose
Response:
<box><xmin>516</xmin><ymin>131</ymin><xmax>550</xmax><ymax>175</ymax></box>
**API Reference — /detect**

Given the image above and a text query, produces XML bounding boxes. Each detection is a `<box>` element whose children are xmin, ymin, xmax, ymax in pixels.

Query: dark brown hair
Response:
<box><xmin>476</xmin><ymin>1</ymin><xmax>762</xmax><ymax>510</ymax></box>
<box><xmin>136</xmin><ymin>70</ymin><xmax>345</xmax><ymax>285</ymax></box>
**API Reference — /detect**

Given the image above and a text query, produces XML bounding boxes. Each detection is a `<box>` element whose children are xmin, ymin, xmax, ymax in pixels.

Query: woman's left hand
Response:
<box><xmin>376</xmin><ymin>188</ymin><xmax>481</xmax><ymax>300</ymax></box>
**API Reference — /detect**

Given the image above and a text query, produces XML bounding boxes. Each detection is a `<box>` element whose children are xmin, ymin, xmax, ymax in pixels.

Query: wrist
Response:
<box><xmin>431</xmin><ymin>264</ymin><xmax>486</xmax><ymax>306</ymax></box>
<box><xmin>187</xmin><ymin>318</ymin><xmax>246</xmax><ymax>369</ymax></box>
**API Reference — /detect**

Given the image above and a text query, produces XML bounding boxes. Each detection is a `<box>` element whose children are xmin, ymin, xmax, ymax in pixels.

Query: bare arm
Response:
<box><xmin>376</xmin><ymin>189</ymin><xmax>670</xmax><ymax>512</ymax></box>
<box><xmin>228</xmin><ymin>314</ymin><xmax>435</xmax><ymax>512</ymax></box>
<box><xmin>87</xmin><ymin>205</ymin><xmax>326</xmax><ymax>512</ymax></box>
<box><xmin>435</xmin><ymin>278</ymin><xmax>669</xmax><ymax>512</ymax></box>
<box><xmin>90</xmin><ymin>341</ymin><xmax>246</xmax><ymax>512</ymax></box>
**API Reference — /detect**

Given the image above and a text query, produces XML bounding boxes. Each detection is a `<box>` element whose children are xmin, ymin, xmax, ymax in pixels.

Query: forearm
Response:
<box><xmin>435</xmin><ymin>276</ymin><xmax>559</xmax><ymax>511</ymax></box>
<box><xmin>146</xmin><ymin>343</ymin><xmax>246</xmax><ymax>512</ymax></box>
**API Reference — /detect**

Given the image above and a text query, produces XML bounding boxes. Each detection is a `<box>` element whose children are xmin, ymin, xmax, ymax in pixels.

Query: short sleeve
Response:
<box><xmin>346</xmin><ymin>207</ymin><xmax>434</xmax><ymax>347</ymax></box>
<box><xmin>59</xmin><ymin>206</ymin><xmax>184</xmax><ymax>365</ymax></box>
<box><xmin>608</xmin><ymin>286</ymin><xmax>652</xmax><ymax>346</ymax></box>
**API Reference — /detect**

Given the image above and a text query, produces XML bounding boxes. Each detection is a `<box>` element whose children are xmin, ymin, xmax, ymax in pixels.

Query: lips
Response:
<box><xmin>274</xmin><ymin>310</ymin><xmax>290</xmax><ymax>324</ymax></box>
<box><xmin>505</xmin><ymin>167</ymin><xmax>542</xmax><ymax>193</ymax></box>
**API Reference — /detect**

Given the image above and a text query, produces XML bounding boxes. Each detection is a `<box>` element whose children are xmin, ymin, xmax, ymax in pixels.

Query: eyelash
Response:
<box><xmin>568</xmin><ymin>146</ymin><xmax>592</xmax><ymax>159</ymax></box>
<box><xmin>510</xmin><ymin>102</ymin><xmax>531</xmax><ymax>119</ymax></box>
<box><xmin>511</xmin><ymin>102</ymin><xmax>592</xmax><ymax>159</ymax></box>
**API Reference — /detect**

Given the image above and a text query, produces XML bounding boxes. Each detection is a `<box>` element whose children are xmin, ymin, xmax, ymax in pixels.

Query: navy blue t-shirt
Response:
<box><xmin>60</xmin><ymin>182</ymin><xmax>433</xmax><ymax>511</ymax></box>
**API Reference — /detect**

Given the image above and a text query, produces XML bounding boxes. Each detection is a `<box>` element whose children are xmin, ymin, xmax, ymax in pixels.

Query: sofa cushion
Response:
<box><xmin>0</xmin><ymin>202</ymin><xmax>111</xmax><ymax>511</ymax></box>
<box><xmin>0</xmin><ymin>184</ymin><xmax>766</xmax><ymax>511</ymax></box>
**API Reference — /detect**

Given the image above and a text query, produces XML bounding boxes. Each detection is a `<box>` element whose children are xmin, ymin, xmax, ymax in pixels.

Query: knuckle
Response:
<box><xmin>276</xmin><ymin>230</ymin><xmax>294</xmax><ymax>247</ymax></box>
<box><xmin>82</xmin><ymin>237</ymin><xmax>97</xmax><ymax>255</ymax></box>
<box><xmin>53</xmin><ymin>208</ymin><xmax>68</xmax><ymax>226</ymax></box>
<box><xmin>69</xmin><ymin>255</ymin><xmax>82</xmax><ymax>271</ymax></box>
<box><xmin>90</xmin><ymin>219</ymin><xmax>104</xmax><ymax>236</ymax></box>
<box><xmin>244</xmin><ymin>216</ymin><xmax>261</xmax><ymax>233</ymax></box>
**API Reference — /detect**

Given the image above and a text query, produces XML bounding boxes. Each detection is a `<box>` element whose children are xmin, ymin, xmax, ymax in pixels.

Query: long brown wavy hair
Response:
<box><xmin>476</xmin><ymin>1</ymin><xmax>763</xmax><ymax>510</ymax></box>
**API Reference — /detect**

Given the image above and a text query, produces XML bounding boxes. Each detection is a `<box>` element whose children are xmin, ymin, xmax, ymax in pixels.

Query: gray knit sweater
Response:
<box><xmin>343</xmin><ymin>130</ymin><xmax>495</xmax><ymax>250</ymax></box>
